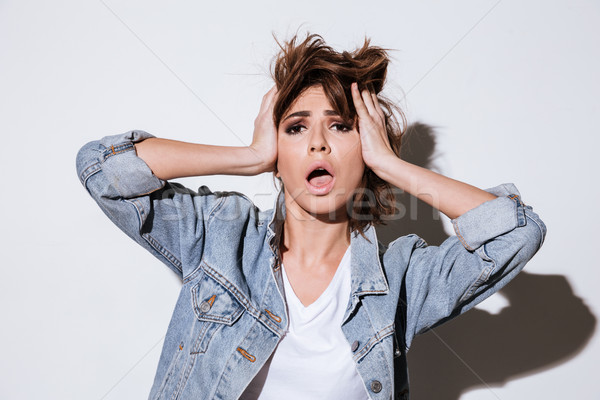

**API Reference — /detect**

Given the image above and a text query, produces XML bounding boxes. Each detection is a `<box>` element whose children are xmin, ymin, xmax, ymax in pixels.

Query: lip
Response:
<box><xmin>304</xmin><ymin>160</ymin><xmax>336</xmax><ymax>195</ymax></box>
<box><xmin>304</xmin><ymin>160</ymin><xmax>335</xmax><ymax>180</ymax></box>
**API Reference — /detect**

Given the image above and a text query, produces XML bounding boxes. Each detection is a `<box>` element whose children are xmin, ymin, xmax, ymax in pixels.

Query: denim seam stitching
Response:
<box><xmin>355</xmin><ymin>288</ymin><xmax>388</xmax><ymax>296</ymax></box>
<box><xmin>526</xmin><ymin>213</ymin><xmax>546</xmax><ymax>246</ymax></box>
<box><xmin>143</xmin><ymin>232</ymin><xmax>183</xmax><ymax>273</ymax></box>
<box><xmin>507</xmin><ymin>194</ymin><xmax>527</xmax><ymax>227</ymax></box>
<box><xmin>191</xmin><ymin>281</ymin><xmax>245</xmax><ymax>325</ymax></box>
<box><xmin>101</xmin><ymin>142</ymin><xmax>135</xmax><ymax>161</ymax></box>
<box><xmin>153</xmin><ymin>341</ymin><xmax>185</xmax><ymax>400</ymax></box>
<box><xmin>183</xmin><ymin>263</ymin><xmax>204</xmax><ymax>284</ymax></box>
<box><xmin>382</xmin><ymin>323</ymin><xmax>396</xmax><ymax>393</ymax></box>
<box><xmin>452</xmin><ymin>219</ymin><xmax>475</xmax><ymax>251</ymax></box>
<box><xmin>180</xmin><ymin>196</ymin><xmax>227</xmax><ymax>282</ymax></box>
<box><xmin>204</xmin><ymin>196</ymin><xmax>229</xmax><ymax>231</ymax></box>
<box><xmin>122</xmin><ymin>198</ymin><xmax>183</xmax><ymax>273</ymax></box>
<box><xmin>194</xmin><ymin>302</ymin><xmax>244</xmax><ymax>325</ymax></box>
<box><xmin>169</xmin><ymin>349</ymin><xmax>195</xmax><ymax>400</ymax></box>
<box><xmin>201</xmin><ymin>262</ymin><xmax>258</xmax><ymax>317</ymax></box>
<box><xmin>259</xmin><ymin>267</ymin><xmax>287</xmax><ymax>336</ymax></box>
<box><xmin>353</xmin><ymin>323</ymin><xmax>395</xmax><ymax>362</ymax></box>
<box><xmin>190</xmin><ymin>321</ymin><xmax>211</xmax><ymax>355</ymax></box>
<box><xmin>79</xmin><ymin>161</ymin><xmax>101</xmax><ymax>185</ymax></box>
<box><xmin>190</xmin><ymin>323</ymin><xmax>224</xmax><ymax>356</ymax></box>
<box><xmin>458</xmin><ymin>246</ymin><xmax>495</xmax><ymax>303</ymax></box>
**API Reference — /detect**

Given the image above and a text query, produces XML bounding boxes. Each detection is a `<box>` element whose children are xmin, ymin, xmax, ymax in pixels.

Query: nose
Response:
<box><xmin>308</xmin><ymin>125</ymin><xmax>331</xmax><ymax>154</ymax></box>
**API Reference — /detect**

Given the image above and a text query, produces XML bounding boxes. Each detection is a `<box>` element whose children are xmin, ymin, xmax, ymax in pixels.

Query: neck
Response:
<box><xmin>279</xmin><ymin>192</ymin><xmax>351</xmax><ymax>268</ymax></box>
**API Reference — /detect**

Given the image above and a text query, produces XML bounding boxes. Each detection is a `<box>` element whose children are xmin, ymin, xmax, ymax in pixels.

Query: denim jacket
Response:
<box><xmin>76</xmin><ymin>130</ymin><xmax>546</xmax><ymax>400</ymax></box>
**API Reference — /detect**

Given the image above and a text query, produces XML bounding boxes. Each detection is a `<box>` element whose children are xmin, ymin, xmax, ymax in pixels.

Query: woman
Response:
<box><xmin>76</xmin><ymin>34</ymin><xmax>546</xmax><ymax>399</ymax></box>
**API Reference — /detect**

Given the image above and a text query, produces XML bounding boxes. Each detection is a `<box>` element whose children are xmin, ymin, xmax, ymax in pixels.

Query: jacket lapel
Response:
<box><xmin>265</xmin><ymin>189</ymin><xmax>390</xmax><ymax>325</ymax></box>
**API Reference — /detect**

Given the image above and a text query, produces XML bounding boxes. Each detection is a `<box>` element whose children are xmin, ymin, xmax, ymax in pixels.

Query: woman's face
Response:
<box><xmin>276</xmin><ymin>85</ymin><xmax>365</xmax><ymax>220</ymax></box>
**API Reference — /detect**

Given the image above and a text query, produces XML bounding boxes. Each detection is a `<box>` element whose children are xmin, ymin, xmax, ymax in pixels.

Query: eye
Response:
<box><xmin>331</xmin><ymin>123</ymin><xmax>353</xmax><ymax>133</ymax></box>
<box><xmin>285</xmin><ymin>124</ymin><xmax>305</xmax><ymax>135</ymax></box>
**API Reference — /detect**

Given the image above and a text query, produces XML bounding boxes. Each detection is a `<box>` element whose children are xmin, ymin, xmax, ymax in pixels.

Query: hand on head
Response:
<box><xmin>350</xmin><ymin>82</ymin><xmax>396</xmax><ymax>174</ymax></box>
<box><xmin>250</xmin><ymin>86</ymin><xmax>279</xmax><ymax>174</ymax></box>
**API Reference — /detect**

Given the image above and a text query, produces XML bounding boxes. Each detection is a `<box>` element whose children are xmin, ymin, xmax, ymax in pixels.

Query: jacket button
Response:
<box><xmin>351</xmin><ymin>340</ymin><xmax>359</xmax><ymax>352</ymax></box>
<box><xmin>370</xmin><ymin>380</ymin><xmax>382</xmax><ymax>393</ymax></box>
<box><xmin>199</xmin><ymin>301</ymin><xmax>212</xmax><ymax>313</ymax></box>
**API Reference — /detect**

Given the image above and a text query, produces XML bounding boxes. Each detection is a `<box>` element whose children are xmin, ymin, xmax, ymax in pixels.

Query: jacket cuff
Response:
<box><xmin>97</xmin><ymin>129</ymin><xmax>165</xmax><ymax>198</ymax></box>
<box><xmin>451</xmin><ymin>183</ymin><xmax>525</xmax><ymax>251</ymax></box>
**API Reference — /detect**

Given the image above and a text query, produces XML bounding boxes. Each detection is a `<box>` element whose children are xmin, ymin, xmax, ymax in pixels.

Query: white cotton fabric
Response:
<box><xmin>240</xmin><ymin>244</ymin><xmax>370</xmax><ymax>400</ymax></box>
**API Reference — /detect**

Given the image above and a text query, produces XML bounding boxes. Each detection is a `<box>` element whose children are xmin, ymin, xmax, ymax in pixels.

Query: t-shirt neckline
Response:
<box><xmin>281</xmin><ymin>244</ymin><xmax>351</xmax><ymax>310</ymax></box>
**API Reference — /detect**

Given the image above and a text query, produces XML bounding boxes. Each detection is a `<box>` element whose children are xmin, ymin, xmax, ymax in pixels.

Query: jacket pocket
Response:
<box><xmin>153</xmin><ymin>272</ymin><xmax>246</xmax><ymax>400</ymax></box>
<box><xmin>189</xmin><ymin>271</ymin><xmax>245</xmax><ymax>354</ymax></box>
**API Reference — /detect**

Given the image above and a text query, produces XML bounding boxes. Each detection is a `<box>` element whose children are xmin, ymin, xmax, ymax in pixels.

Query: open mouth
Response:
<box><xmin>304</xmin><ymin>161</ymin><xmax>335</xmax><ymax>195</ymax></box>
<box><xmin>307</xmin><ymin>168</ymin><xmax>334</xmax><ymax>187</ymax></box>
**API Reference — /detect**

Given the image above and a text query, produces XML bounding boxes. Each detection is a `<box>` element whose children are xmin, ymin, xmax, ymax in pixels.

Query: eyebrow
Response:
<box><xmin>282</xmin><ymin>110</ymin><xmax>339</xmax><ymax>122</ymax></box>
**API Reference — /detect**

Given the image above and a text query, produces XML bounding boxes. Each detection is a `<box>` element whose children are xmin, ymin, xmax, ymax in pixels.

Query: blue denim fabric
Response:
<box><xmin>76</xmin><ymin>130</ymin><xmax>547</xmax><ymax>400</ymax></box>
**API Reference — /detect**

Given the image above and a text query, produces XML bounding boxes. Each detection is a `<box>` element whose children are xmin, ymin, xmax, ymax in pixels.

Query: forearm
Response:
<box><xmin>375</xmin><ymin>155</ymin><xmax>497</xmax><ymax>220</ymax></box>
<box><xmin>134</xmin><ymin>138</ymin><xmax>266</xmax><ymax>180</ymax></box>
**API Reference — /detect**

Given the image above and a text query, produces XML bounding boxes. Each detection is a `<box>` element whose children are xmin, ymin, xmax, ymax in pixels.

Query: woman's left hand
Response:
<box><xmin>350</xmin><ymin>82</ymin><xmax>397</xmax><ymax>175</ymax></box>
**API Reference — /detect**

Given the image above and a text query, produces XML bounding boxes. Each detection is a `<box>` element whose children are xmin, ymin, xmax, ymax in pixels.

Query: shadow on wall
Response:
<box><xmin>376</xmin><ymin>122</ymin><xmax>597</xmax><ymax>400</ymax></box>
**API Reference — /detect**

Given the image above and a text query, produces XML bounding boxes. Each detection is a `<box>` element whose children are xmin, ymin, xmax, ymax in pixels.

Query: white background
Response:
<box><xmin>1</xmin><ymin>1</ymin><xmax>598</xmax><ymax>399</ymax></box>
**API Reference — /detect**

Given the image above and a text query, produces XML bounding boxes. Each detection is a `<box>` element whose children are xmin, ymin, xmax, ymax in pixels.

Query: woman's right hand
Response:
<box><xmin>249</xmin><ymin>86</ymin><xmax>278</xmax><ymax>174</ymax></box>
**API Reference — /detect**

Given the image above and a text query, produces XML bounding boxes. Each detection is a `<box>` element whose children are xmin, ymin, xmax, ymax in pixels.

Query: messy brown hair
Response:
<box><xmin>270</xmin><ymin>33</ymin><xmax>406</xmax><ymax>238</ymax></box>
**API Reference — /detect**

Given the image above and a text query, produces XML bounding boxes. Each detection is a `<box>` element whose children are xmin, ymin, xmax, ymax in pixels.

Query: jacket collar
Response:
<box><xmin>266</xmin><ymin>189</ymin><xmax>389</xmax><ymax>298</ymax></box>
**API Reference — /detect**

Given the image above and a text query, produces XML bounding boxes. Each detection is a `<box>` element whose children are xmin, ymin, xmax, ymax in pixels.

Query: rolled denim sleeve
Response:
<box><xmin>451</xmin><ymin>183</ymin><xmax>529</xmax><ymax>251</ymax></box>
<box><xmin>397</xmin><ymin>183</ymin><xmax>547</xmax><ymax>348</ymax></box>
<box><xmin>77</xmin><ymin>129</ymin><xmax>164</xmax><ymax>198</ymax></box>
<box><xmin>76</xmin><ymin>130</ymin><xmax>225</xmax><ymax>278</ymax></box>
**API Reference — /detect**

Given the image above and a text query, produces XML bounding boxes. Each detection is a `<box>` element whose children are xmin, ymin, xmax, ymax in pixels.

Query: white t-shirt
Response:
<box><xmin>240</xmin><ymin>244</ymin><xmax>370</xmax><ymax>400</ymax></box>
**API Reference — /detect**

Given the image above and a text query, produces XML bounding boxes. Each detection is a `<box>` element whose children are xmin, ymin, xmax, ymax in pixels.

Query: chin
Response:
<box><xmin>292</xmin><ymin>188</ymin><xmax>355</xmax><ymax>222</ymax></box>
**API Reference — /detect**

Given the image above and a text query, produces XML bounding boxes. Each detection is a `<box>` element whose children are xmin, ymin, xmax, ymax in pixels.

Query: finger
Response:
<box><xmin>261</xmin><ymin>86</ymin><xmax>278</xmax><ymax>112</ymax></box>
<box><xmin>267</xmin><ymin>87</ymin><xmax>277</xmax><ymax>109</ymax></box>
<box><xmin>360</xmin><ymin>87</ymin><xmax>377</xmax><ymax>117</ymax></box>
<box><xmin>367</xmin><ymin>92</ymin><xmax>391</xmax><ymax>148</ymax></box>
<box><xmin>371</xmin><ymin>92</ymin><xmax>386</xmax><ymax>121</ymax></box>
<box><xmin>260</xmin><ymin>91</ymin><xmax>269</xmax><ymax>110</ymax></box>
<box><xmin>351</xmin><ymin>82</ymin><xmax>371</xmax><ymax>120</ymax></box>
<box><xmin>268</xmin><ymin>85</ymin><xmax>278</xmax><ymax>98</ymax></box>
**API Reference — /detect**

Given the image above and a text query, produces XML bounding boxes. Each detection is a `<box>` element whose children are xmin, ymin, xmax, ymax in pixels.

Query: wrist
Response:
<box><xmin>371</xmin><ymin>154</ymin><xmax>406</xmax><ymax>184</ymax></box>
<box><xmin>246</xmin><ymin>145</ymin><xmax>276</xmax><ymax>175</ymax></box>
